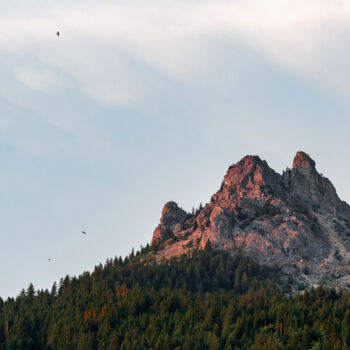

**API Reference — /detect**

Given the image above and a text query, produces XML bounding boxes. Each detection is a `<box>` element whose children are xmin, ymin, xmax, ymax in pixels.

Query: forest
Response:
<box><xmin>1</xmin><ymin>243</ymin><xmax>350</xmax><ymax>350</ymax></box>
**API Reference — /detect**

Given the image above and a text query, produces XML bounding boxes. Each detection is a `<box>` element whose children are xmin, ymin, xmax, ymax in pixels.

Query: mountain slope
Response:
<box><xmin>151</xmin><ymin>152</ymin><xmax>350</xmax><ymax>289</ymax></box>
<box><xmin>2</xmin><ymin>248</ymin><xmax>350</xmax><ymax>350</ymax></box>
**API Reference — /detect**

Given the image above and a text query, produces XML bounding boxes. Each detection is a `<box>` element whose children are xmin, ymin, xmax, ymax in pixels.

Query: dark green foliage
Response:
<box><xmin>1</xmin><ymin>248</ymin><xmax>350</xmax><ymax>349</ymax></box>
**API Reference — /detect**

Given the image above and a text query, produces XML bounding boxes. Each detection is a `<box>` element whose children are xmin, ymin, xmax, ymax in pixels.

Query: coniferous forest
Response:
<box><xmin>1</xmin><ymin>244</ymin><xmax>350</xmax><ymax>350</ymax></box>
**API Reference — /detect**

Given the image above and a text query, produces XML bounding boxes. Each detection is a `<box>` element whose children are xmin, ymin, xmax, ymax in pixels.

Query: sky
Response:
<box><xmin>2</xmin><ymin>0</ymin><xmax>350</xmax><ymax>298</ymax></box>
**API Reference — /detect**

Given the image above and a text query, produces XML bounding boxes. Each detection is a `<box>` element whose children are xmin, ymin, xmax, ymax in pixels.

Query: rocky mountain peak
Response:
<box><xmin>293</xmin><ymin>151</ymin><xmax>316</xmax><ymax>169</ymax></box>
<box><xmin>285</xmin><ymin>152</ymin><xmax>349</xmax><ymax>217</ymax></box>
<box><xmin>221</xmin><ymin>155</ymin><xmax>284</xmax><ymax>200</ymax></box>
<box><xmin>224</xmin><ymin>155</ymin><xmax>271</xmax><ymax>187</ymax></box>
<box><xmin>160</xmin><ymin>201</ymin><xmax>186</xmax><ymax>225</ymax></box>
<box><xmin>151</xmin><ymin>201</ymin><xmax>188</xmax><ymax>246</ymax></box>
<box><xmin>150</xmin><ymin>152</ymin><xmax>350</xmax><ymax>291</ymax></box>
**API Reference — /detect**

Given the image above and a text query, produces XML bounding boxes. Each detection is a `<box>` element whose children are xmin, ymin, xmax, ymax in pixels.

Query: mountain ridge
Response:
<box><xmin>151</xmin><ymin>151</ymin><xmax>350</xmax><ymax>290</ymax></box>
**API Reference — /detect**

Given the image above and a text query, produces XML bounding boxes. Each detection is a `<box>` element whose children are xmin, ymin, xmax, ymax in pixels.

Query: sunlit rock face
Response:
<box><xmin>151</xmin><ymin>201</ymin><xmax>189</xmax><ymax>246</ymax></box>
<box><xmin>285</xmin><ymin>151</ymin><xmax>350</xmax><ymax>217</ymax></box>
<box><xmin>150</xmin><ymin>152</ymin><xmax>350</xmax><ymax>290</ymax></box>
<box><xmin>292</xmin><ymin>151</ymin><xmax>316</xmax><ymax>169</ymax></box>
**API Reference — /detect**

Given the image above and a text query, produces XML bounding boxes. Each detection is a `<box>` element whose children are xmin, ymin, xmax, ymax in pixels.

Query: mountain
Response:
<box><xmin>2</xmin><ymin>247</ymin><xmax>350</xmax><ymax>350</ymax></box>
<box><xmin>3</xmin><ymin>152</ymin><xmax>350</xmax><ymax>350</ymax></box>
<box><xmin>151</xmin><ymin>152</ymin><xmax>350</xmax><ymax>290</ymax></box>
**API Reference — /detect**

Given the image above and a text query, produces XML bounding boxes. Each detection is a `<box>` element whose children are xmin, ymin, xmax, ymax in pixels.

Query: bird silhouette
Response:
<box><xmin>56</xmin><ymin>31</ymin><xmax>60</xmax><ymax>37</ymax></box>
<box><xmin>81</xmin><ymin>231</ymin><xmax>87</xmax><ymax>235</ymax></box>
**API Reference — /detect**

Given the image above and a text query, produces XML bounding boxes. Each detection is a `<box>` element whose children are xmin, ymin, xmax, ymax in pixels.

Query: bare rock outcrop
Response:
<box><xmin>151</xmin><ymin>201</ymin><xmax>188</xmax><ymax>246</ymax></box>
<box><xmin>284</xmin><ymin>151</ymin><xmax>350</xmax><ymax>217</ymax></box>
<box><xmin>150</xmin><ymin>152</ymin><xmax>350</xmax><ymax>290</ymax></box>
<box><xmin>292</xmin><ymin>151</ymin><xmax>316</xmax><ymax>169</ymax></box>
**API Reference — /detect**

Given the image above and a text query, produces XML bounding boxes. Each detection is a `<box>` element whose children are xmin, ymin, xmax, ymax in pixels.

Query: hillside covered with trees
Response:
<box><xmin>1</xmin><ymin>245</ymin><xmax>350</xmax><ymax>350</ymax></box>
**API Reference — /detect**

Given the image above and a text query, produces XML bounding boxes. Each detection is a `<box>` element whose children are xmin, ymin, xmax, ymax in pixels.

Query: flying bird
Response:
<box><xmin>81</xmin><ymin>231</ymin><xmax>87</xmax><ymax>235</ymax></box>
<box><xmin>56</xmin><ymin>31</ymin><xmax>60</xmax><ymax>37</ymax></box>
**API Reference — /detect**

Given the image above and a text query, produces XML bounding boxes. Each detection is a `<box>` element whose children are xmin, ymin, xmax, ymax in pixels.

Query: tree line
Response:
<box><xmin>1</xmin><ymin>244</ymin><xmax>350</xmax><ymax>349</ymax></box>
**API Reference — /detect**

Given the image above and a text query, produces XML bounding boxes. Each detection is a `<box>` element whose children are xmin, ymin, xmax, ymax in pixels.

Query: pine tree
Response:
<box><xmin>342</xmin><ymin>310</ymin><xmax>350</xmax><ymax>349</ymax></box>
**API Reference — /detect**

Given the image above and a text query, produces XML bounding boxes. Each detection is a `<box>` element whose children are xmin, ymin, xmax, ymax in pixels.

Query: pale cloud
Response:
<box><xmin>14</xmin><ymin>67</ymin><xmax>57</xmax><ymax>90</ymax></box>
<box><xmin>2</xmin><ymin>0</ymin><xmax>350</xmax><ymax>103</ymax></box>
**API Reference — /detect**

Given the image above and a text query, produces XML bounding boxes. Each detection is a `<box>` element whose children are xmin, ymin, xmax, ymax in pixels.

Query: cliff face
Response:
<box><xmin>151</xmin><ymin>152</ymin><xmax>350</xmax><ymax>290</ymax></box>
<box><xmin>286</xmin><ymin>151</ymin><xmax>350</xmax><ymax>217</ymax></box>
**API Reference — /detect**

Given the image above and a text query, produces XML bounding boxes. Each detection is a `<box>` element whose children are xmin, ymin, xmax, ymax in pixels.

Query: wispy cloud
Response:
<box><xmin>14</xmin><ymin>67</ymin><xmax>57</xmax><ymax>90</ymax></box>
<box><xmin>3</xmin><ymin>0</ymin><xmax>350</xmax><ymax>105</ymax></box>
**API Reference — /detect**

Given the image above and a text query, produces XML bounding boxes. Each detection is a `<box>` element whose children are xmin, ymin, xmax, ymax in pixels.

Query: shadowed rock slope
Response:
<box><xmin>151</xmin><ymin>152</ymin><xmax>350</xmax><ymax>290</ymax></box>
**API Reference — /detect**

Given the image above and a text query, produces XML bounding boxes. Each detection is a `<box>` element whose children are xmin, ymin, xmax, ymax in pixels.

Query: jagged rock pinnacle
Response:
<box><xmin>160</xmin><ymin>201</ymin><xmax>187</xmax><ymax>225</ymax></box>
<box><xmin>293</xmin><ymin>151</ymin><xmax>316</xmax><ymax>169</ymax></box>
<box><xmin>151</xmin><ymin>201</ymin><xmax>188</xmax><ymax>246</ymax></box>
<box><xmin>150</xmin><ymin>152</ymin><xmax>350</xmax><ymax>291</ymax></box>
